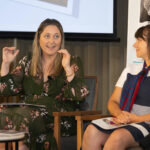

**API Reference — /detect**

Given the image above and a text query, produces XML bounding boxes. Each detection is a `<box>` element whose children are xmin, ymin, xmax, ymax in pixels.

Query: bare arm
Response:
<box><xmin>123</xmin><ymin>111</ymin><xmax>150</xmax><ymax>123</ymax></box>
<box><xmin>1</xmin><ymin>62</ymin><xmax>10</xmax><ymax>76</ymax></box>
<box><xmin>107</xmin><ymin>87</ymin><xmax>131</xmax><ymax>124</ymax></box>
<box><xmin>108</xmin><ymin>87</ymin><xmax>150</xmax><ymax>124</ymax></box>
<box><xmin>107</xmin><ymin>86</ymin><xmax>122</xmax><ymax>117</ymax></box>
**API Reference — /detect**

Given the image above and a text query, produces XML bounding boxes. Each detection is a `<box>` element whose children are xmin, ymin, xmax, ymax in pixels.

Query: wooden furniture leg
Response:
<box><xmin>54</xmin><ymin>115</ymin><xmax>61</xmax><ymax>150</ymax></box>
<box><xmin>76</xmin><ymin>116</ymin><xmax>83</xmax><ymax>150</ymax></box>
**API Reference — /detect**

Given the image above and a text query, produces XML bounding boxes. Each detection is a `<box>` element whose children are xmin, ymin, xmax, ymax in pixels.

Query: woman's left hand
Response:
<box><xmin>125</xmin><ymin>112</ymin><xmax>139</xmax><ymax>123</ymax></box>
<box><xmin>57</xmin><ymin>49</ymin><xmax>71</xmax><ymax>69</ymax></box>
<box><xmin>58</xmin><ymin>49</ymin><xmax>75</xmax><ymax>82</ymax></box>
<box><xmin>112</xmin><ymin>111</ymin><xmax>131</xmax><ymax>124</ymax></box>
<box><xmin>113</xmin><ymin>111</ymin><xmax>139</xmax><ymax>124</ymax></box>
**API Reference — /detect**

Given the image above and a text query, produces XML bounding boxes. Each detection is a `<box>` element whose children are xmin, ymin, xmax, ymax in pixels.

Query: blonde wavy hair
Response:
<box><xmin>30</xmin><ymin>18</ymin><xmax>65</xmax><ymax>76</ymax></box>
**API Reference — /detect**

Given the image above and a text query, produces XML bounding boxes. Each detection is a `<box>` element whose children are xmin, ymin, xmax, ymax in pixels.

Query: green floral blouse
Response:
<box><xmin>0</xmin><ymin>56</ymin><xmax>89</xmax><ymax>150</ymax></box>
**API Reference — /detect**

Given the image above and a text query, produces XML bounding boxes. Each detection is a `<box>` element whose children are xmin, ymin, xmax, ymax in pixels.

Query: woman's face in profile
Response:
<box><xmin>133</xmin><ymin>38</ymin><xmax>148</xmax><ymax>59</ymax></box>
<box><xmin>39</xmin><ymin>25</ymin><xmax>62</xmax><ymax>56</ymax></box>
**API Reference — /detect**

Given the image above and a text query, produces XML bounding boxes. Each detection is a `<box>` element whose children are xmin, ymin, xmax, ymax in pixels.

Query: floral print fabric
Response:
<box><xmin>0</xmin><ymin>56</ymin><xmax>88</xmax><ymax>150</ymax></box>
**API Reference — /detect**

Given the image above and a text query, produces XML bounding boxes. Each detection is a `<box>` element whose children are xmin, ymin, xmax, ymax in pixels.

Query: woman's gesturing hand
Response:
<box><xmin>57</xmin><ymin>49</ymin><xmax>71</xmax><ymax>69</ymax></box>
<box><xmin>58</xmin><ymin>49</ymin><xmax>75</xmax><ymax>81</ymax></box>
<box><xmin>2</xmin><ymin>47</ymin><xmax>19</xmax><ymax>64</ymax></box>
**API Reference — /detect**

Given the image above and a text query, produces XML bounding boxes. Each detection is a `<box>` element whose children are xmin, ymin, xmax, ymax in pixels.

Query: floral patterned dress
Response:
<box><xmin>0</xmin><ymin>56</ymin><xmax>88</xmax><ymax>150</ymax></box>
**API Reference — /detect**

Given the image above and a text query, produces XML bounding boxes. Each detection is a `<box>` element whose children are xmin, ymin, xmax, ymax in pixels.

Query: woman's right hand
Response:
<box><xmin>1</xmin><ymin>47</ymin><xmax>19</xmax><ymax>76</ymax></box>
<box><xmin>2</xmin><ymin>47</ymin><xmax>19</xmax><ymax>64</ymax></box>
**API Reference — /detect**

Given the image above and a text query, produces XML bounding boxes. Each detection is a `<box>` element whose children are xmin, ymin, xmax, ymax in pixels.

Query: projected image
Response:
<box><xmin>140</xmin><ymin>0</ymin><xmax>150</xmax><ymax>22</ymax></box>
<box><xmin>0</xmin><ymin>0</ymin><xmax>114</xmax><ymax>34</ymax></box>
<box><xmin>12</xmin><ymin>0</ymin><xmax>79</xmax><ymax>17</ymax></box>
<box><xmin>39</xmin><ymin>0</ymin><xmax>68</xmax><ymax>7</ymax></box>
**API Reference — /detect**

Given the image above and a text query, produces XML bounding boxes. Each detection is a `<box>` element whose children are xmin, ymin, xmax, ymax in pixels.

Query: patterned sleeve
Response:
<box><xmin>57</xmin><ymin>56</ymin><xmax>89</xmax><ymax>102</ymax></box>
<box><xmin>0</xmin><ymin>56</ymin><xmax>28</xmax><ymax>96</ymax></box>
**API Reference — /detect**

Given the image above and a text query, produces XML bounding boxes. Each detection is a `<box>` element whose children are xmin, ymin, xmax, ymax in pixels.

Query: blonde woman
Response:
<box><xmin>0</xmin><ymin>18</ymin><xmax>88</xmax><ymax>150</ymax></box>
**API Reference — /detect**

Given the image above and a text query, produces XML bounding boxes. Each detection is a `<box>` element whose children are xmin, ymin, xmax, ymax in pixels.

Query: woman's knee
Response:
<box><xmin>104</xmin><ymin>129</ymin><xmax>126</xmax><ymax>149</ymax></box>
<box><xmin>83</xmin><ymin>124</ymin><xmax>99</xmax><ymax>140</ymax></box>
<box><xmin>110</xmin><ymin>128</ymin><xmax>134</xmax><ymax>143</ymax></box>
<box><xmin>109</xmin><ymin>129</ymin><xmax>125</xmax><ymax>142</ymax></box>
<box><xmin>104</xmin><ymin>128</ymin><xmax>137</xmax><ymax>149</ymax></box>
<box><xmin>83</xmin><ymin>124</ymin><xmax>109</xmax><ymax>146</ymax></box>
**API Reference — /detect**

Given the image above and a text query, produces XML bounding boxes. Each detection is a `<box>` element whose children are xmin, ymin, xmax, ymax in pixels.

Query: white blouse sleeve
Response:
<box><xmin>115</xmin><ymin>62</ymin><xmax>144</xmax><ymax>88</ymax></box>
<box><xmin>115</xmin><ymin>67</ymin><xmax>128</xmax><ymax>88</ymax></box>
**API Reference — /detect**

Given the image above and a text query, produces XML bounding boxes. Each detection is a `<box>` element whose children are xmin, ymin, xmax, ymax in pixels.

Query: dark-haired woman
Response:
<box><xmin>82</xmin><ymin>25</ymin><xmax>150</xmax><ymax>150</ymax></box>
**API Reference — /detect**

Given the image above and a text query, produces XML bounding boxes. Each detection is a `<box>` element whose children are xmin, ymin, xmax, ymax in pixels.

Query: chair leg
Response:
<box><xmin>12</xmin><ymin>142</ymin><xmax>15</xmax><ymax>150</ymax></box>
<box><xmin>5</xmin><ymin>142</ymin><xmax>8</xmax><ymax>150</ymax></box>
<box><xmin>54</xmin><ymin>115</ymin><xmax>61</xmax><ymax>150</ymax></box>
<box><xmin>15</xmin><ymin>141</ymin><xmax>18</xmax><ymax>150</ymax></box>
<box><xmin>76</xmin><ymin>116</ymin><xmax>83</xmax><ymax>150</ymax></box>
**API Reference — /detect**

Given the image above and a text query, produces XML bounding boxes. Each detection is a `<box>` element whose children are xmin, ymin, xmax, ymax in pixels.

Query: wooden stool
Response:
<box><xmin>0</xmin><ymin>130</ymin><xmax>25</xmax><ymax>150</ymax></box>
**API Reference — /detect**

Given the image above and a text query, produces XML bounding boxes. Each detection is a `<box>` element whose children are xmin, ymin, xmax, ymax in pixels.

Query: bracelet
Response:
<box><xmin>66</xmin><ymin>71</ymin><xmax>74</xmax><ymax>77</ymax></box>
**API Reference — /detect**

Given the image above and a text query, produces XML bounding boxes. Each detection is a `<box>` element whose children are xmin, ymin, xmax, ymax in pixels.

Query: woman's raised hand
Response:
<box><xmin>1</xmin><ymin>47</ymin><xmax>19</xmax><ymax>76</ymax></box>
<box><xmin>58</xmin><ymin>49</ymin><xmax>74</xmax><ymax>81</ymax></box>
<box><xmin>2</xmin><ymin>47</ymin><xmax>19</xmax><ymax>64</ymax></box>
<box><xmin>57</xmin><ymin>49</ymin><xmax>71</xmax><ymax>69</ymax></box>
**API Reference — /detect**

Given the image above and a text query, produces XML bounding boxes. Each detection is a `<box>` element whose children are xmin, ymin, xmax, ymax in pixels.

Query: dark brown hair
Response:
<box><xmin>135</xmin><ymin>24</ymin><xmax>150</xmax><ymax>58</ymax></box>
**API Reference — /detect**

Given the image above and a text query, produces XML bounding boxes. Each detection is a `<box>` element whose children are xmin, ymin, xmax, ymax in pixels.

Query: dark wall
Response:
<box><xmin>0</xmin><ymin>0</ymin><xmax>128</xmax><ymax>112</ymax></box>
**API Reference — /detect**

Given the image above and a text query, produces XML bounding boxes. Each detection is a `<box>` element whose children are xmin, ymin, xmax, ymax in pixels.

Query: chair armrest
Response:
<box><xmin>52</xmin><ymin>110</ymin><xmax>102</xmax><ymax>117</ymax></box>
<box><xmin>75</xmin><ymin>114</ymin><xmax>111</xmax><ymax>121</ymax></box>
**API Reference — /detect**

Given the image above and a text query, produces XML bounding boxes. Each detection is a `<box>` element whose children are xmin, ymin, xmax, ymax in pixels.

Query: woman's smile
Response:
<box><xmin>46</xmin><ymin>44</ymin><xmax>56</xmax><ymax>50</ymax></box>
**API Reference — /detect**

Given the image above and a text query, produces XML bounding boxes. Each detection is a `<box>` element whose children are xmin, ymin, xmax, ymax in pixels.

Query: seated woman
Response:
<box><xmin>0</xmin><ymin>18</ymin><xmax>88</xmax><ymax>150</ymax></box>
<box><xmin>82</xmin><ymin>24</ymin><xmax>150</xmax><ymax>150</ymax></box>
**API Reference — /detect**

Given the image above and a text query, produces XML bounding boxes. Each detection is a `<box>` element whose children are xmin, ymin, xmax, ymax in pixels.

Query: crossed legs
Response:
<box><xmin>82</xmin><ymin>124</ymin><xmax>139</xmax><ymax>150</ymax></box>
